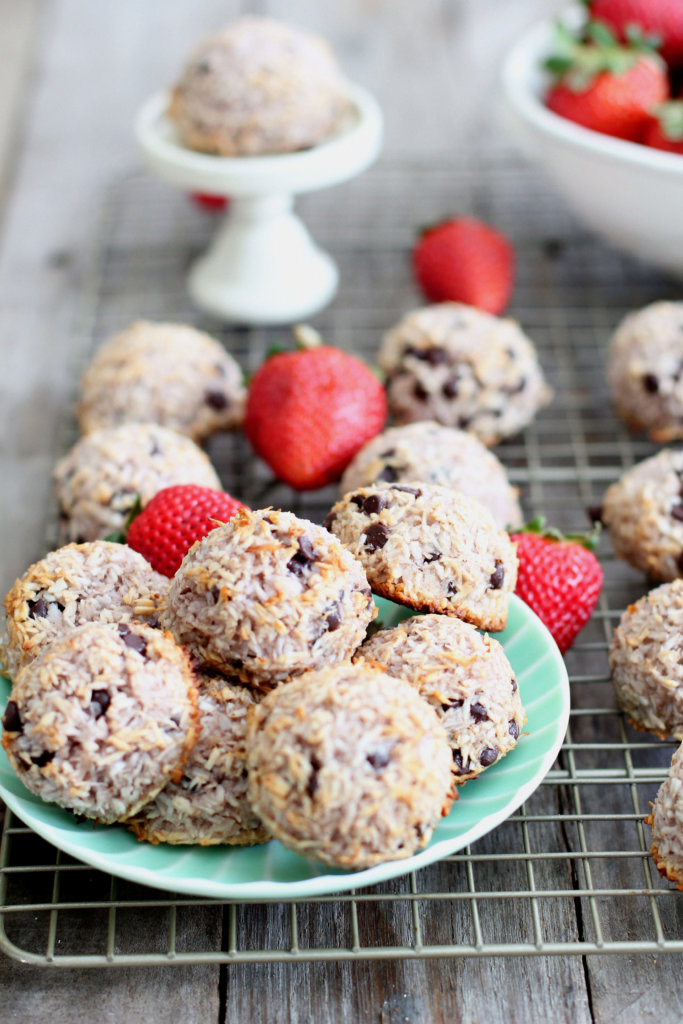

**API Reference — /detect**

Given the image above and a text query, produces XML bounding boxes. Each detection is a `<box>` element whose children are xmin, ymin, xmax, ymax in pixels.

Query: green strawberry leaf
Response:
<box><xmin>655</xmin><ymin>100</ymin><xmax>683</xmax><ymax>142</ymax></box>
<box><xmin>513</xmin><ymin>515</ymin><xmax>602</xmax><ymax>551</ymax></box>
<box><xmin>103</xmin><ymin>494</ymin><xmax>143</xmax><ymax>543</ymax></box>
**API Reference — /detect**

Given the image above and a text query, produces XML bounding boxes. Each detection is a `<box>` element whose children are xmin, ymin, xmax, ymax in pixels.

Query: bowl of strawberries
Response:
<box><xmin>501</xmin><ymin>1</ymin><xmax>683</xmax><ymax>277</ymax></box>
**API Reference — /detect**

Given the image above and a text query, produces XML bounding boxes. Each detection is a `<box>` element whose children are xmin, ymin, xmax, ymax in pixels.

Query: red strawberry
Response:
<box><xmin>412</xmin><ymin>216</ymin><xmax>514</xmax><ymax>315</ymax></box>
<box><xmin>544</xmin><ymin>21</ymin><xmax>669</xmax><ymax>142</ymax></box>
<box><xmin>190</xmin><ymin>192</ymin><xmax>228</xmax><ymax>211</ymax></box>
<box><xmin>589</xmin><ymin>0</ymin><xmax>683</xmax><ymax>67</ymax></box>
<box><xmin>126</xmin><ymin>484</ymin><xmax>246</xmax><ymax>576</ymax></box>
<box><xmin>509</xmin><ymin>518</ymin><xmax>603</xmax><ymax>654</ymax></box>
<box><xmin>245</xmin><ymin>331</ymin><xmax>387</xmax><ymax>491</ymax></box>
<box><xmin>642</xmin><ymin>99</ymin><xmax>683</xmax><ymax>152</ymax></box>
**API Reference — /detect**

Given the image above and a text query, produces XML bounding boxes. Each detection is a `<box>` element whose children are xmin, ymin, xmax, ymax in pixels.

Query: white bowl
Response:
<box><xmin>501</xmin><ymin>12</ymin><xmax>683</xmax><ymax>278</ymax></box>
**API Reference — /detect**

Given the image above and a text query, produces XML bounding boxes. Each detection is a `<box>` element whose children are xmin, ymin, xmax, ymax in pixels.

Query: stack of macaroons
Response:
<box><xmin>2</xmin><ymin>486</ymin><xmax>526</xmax><ymax>867</ymax></box>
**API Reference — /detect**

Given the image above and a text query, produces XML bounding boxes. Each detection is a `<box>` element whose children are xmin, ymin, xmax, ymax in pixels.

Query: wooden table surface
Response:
<box><xmin>1</xmin><ymin>2</ymin><xmax>683</xmax><ymax>1021</ymax></box>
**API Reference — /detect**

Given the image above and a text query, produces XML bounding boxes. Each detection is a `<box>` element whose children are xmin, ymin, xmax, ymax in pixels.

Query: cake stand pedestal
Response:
<box><xmin>135</xmin><ymin>84</ymin><xmax>383</xmax><ymax>325</ymax></box>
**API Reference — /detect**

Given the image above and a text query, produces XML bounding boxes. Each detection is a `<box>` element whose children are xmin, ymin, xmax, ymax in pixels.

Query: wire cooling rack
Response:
<box><xmin>2</xmin><ymin>150</ymin><xmax>683</xmax><ymax>967</ymax></box>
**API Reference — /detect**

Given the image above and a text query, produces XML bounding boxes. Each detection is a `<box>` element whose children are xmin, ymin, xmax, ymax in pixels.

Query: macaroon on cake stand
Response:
<box><xmin>135</xmin><ymin>83</ymin><xmax>383</xmax><ymax>325</ymax></box>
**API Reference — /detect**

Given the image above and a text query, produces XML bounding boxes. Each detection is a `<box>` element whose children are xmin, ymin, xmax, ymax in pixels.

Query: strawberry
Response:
<box><xmin>544</xmin><ymin>20</ymin><xmax>669</xmax><ymax>142</ymax></box>
<box><xmin>126</xmin><ymin>484</ymin><xmax>246</xmax><ymax>576</ymax></box>
<box><xmin>642</xmin><ymin>99</ymin><xmax>683</xmax><ymax>152</ymax></box>
<box><xmin>412</xmin><ymin>216</ymin><xmax>514</xmax><ymax>315</ymax></box>
<box><xmin>244</xmin><ymin>329</ymin><xmax>387</xmax><ymax>491</ymax></box>
<box><xmin>190</xmin><ymin>192</ymin><xmax>228</xmax><ymax>211</ymax></box>
<box><xmin>509</xmin><ymin>518</ymin><xmax>603</xmax><ymax>654</ymax></box>
<box><xmin>588</xmin><ymin>0</ymin><xmax>683</xmax><ymax>67</ymax></box>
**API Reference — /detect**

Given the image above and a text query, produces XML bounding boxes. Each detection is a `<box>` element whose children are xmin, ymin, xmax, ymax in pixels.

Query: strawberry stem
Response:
<box><xmin>292</xmin><ymin>323</ymin><xmax>322</xmax><ymax>350</ymax></box>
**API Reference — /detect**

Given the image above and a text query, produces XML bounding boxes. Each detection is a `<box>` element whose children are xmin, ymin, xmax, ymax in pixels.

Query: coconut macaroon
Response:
<box><xmin>1</xmin><ymin>621</ymin><xmax>200</xmax><ymax>824</ymax></box>
<box><xmin>601</xmin><ymin>449</ymin><xmax>683</xmax><ymax>582</ymax></box>
<box><xmin>78</xmin><ymin>321</ymin><xmax>246</xmax><ymax>441</ymax></box>
<box><xmin>168</xmin><ymin>16</ymin><xmax>350</xmax><ymax>156</ymax></box>
<box><xmin>355</xmin><ymin>614</ymin><xmax>524</xmax><ymax>782</ymax></box>
<box><xmin>607</xmin><ymin>301</ymin><xmax>683</xmax><ymax>443</ymax></box>
<box><xmin>325</xmin><ymin>482</ymin><xmax>518</xmax><ymax>632</ymax></box>
<box><xmin>2</xmin><ymin>540</ymin><xmax>169</xmax><ymax>679</ymax></box>
<box><xmin>378</xmin><ymin>303</ymin><xmax>552</xmax><ymax>445</ymax></box>
<box><xmin>610</xmin><ymin>580</ymin><xmax>683</xmax><ymax>740</ymax></box>
<box><xmin>128</xmin><ymin>673</ymin><xmax>269</xmax><ymax>846</ymax></box>
<box><xmin>646</xmin><ymin>743</ymin><xmax>683</xmax><ymax>890</ymax></box>
<box><xmin>161</xmin><ymin>507</ymin><xmax>375</xmax><ymax>687</ymax></box>
<box><xmin>53</xmin><ymin>422</ymin><xmax>222</xmax><ymax>543</ymax></box>
<box><xmin>246</xmin><ymin>663</ymin><xmax>453</xmax><ymax>869</ymax></box>
<box><xmin>340</xmin><ymin>420</ymin><xmax>523</xmax><ymax>529</ymax></box>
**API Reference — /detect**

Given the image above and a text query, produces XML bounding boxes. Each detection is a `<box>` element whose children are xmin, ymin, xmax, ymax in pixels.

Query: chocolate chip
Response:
<box><xmin>405</xmin><ymin>345</ymin><xmax>447</xmax><ymax>365</ymax></box>
<box><xmin>31</xmin><ymin>750</ymin><xmax>55</xmax><ymax>768</ymax></box>
<box><xmin>117</xmin><ymin>623</ymin><xmax>147</xmax><ymax>656</ymax></box>
<box><xmin>307</xmin><ymin>755</ymin><xmax>321</xmax><ymax>799</ymax></box>
<box><xmin>672</xmin><ymin>503</ymin><xmax>683</xmax><ymax>522</ymax></box>
<box><xmin>287</xmin><ymin>536</ymin><xmax>317</xmax><ymax>577</ymax></box>
<box><xmin>377</xmin><ymin>465</ymin><xmax>398</xmax><ymax>483</ymax></box>
<box><xmin>2</xmin><ymin>700</ymin><xmax>22</xmax><ymax>733</ymax></box>
<box><xmin>90</xmin><ymin>688</ymin><xmax>111</xmax><ymax>718</ymax></box>
<box><xmin>325</xmin><ymin>603</ymin><xmax>342</xmax><ymax>631</ymax></box>
<box><xmin>458</xmin><ymin>416</ymin><xmax>472</xmax><ymax>430</ymax></box>
<box><xmin>442</xmin><ymin>376</ymin><xmax>459</xmax><ymax>399</ymax></box>
<box><xmin>440</xmin><ymin>698</ymin><xmax>464</xmax><ymax>712</ymax></box>
<box><xmin>363</xmin><ymin>523</ymin><xmax>390</xmax><ymax>551</ymax></box>
<box><xmin>447</xmin><ymin>582</ymin><xmax>458</xmax><ymax>595</ymax></box>
<box><xmin>413</xmin><ymin>382</ymin><xmax>429</xmax><ymax>402</ymax></box>
<box><xmin>350</xmin><ymin>494</ymin><xmax>365</xmax><ymax>508</ymax></box>
<box><xmin>362</xmin><ymin>494</ymin><xmax>388</xmax><ymax>516</ymax></box>
<box><xmin>28</xmin><ymin>597</ymin><xmax>49</xmax><ymax>619</ymax></box>
<box><xmin>205</xmin><ymin>389</ymin><xmax>228</xmax><ymax>410</ymax></box>
<box><xmin>380</xmin><ymin>448</ymin><xmax>396</xmax><ymax>458</ymax></box>
<box><xmin>479</xmin><ymin>746</ymin><xmax>499</xmax><ymax>767</ymax></box>
<box><xmin>511</xmin><ymin>677</ymin><xmax>518</xmax><ymax>692</ymax></box>
<box><xmin>298</xmin><ymin>536</ymin><xmax>315</xmax><ymax>560</ymax></box>
<box><xmin>322</xmin><ymin>511</ymin><xmax>337</xmax><ymax>532</ymax></box>
<box><xmin>643</xmin><ymin>373</ymin><xmax>659</xmax><ymax>394</ymax></box>
<box><xmin>509</xmin><ymin>720</ymin><xmax>520</xmax><ymax>740</ymax></box>
<box><xmin>424</xmin><ymin>550</ymin><xmax>441</xmax><ymax>564</ymax></box>
<box><xmin>452</xmin><ymin>749</ymin><xmax>472</xmax><ymax>775</ymax></box>
<box><xmin>391</xmin><ymin>485</ymin><xmax>421</xmax><ymax>497</ymax></box>
<box><xmin>490</xmin><ymin>560</ymin><xmax>505</xmax><ymax>589</ymax></box>
<box><xmin>210</xmin><ymin>586</ymin><xmax>221</xmax><ymax>604</ymax></box>
<box><xmin>677</xmin><ymin>552</ymin><xmax>683</xmax><ymax>575</ymax></box>
<box><xmin>505</xmin><ymin>376</ymin><xmax>526</xmax><ymax>396</ymax></box>
<box><xmin>470</xmin><ymin>702</ymin><xmax>489</xmax><ymax>723</ymax></box>
<box><xmin>543</xmin><ymin>237</ymin><xmax>565</xmax><ymax>259</ymax></box>
<box><xmin>366</xmin><ymin>741</ymin><xmax>395</xmax><ymax>770</ymax></box>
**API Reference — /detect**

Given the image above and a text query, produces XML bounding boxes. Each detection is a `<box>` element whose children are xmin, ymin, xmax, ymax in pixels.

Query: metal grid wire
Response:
<box><xmin>2</xmin><ymin>149</ymin><xmax>683</xmax><ymax>966</ymax></box>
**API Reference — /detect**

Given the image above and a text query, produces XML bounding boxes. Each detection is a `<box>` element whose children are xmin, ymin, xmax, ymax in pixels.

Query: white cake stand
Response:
<box><xmin>135</xmin><ymin>84</ymin><xmax>383</xmax><ymax>325</ymax></box>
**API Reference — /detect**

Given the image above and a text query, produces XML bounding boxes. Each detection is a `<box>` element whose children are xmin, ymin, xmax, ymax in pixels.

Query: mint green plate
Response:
<box><xmin>0</xmin><ymin>595</ymin><xmax>569</xmax><ymax>899</ymax></box>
